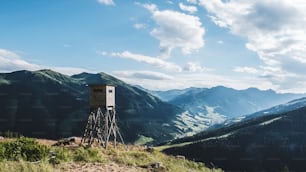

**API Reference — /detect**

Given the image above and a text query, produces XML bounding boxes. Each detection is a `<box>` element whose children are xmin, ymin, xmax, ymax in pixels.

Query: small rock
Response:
<box><xmin>150</xmin><ymin>162</ymin><xmax>162</xmax><ymax>169</ymax></box>
<box><xmin>53</xmin><ymin>136</ymin><xmax>77</xmax><ymax>146</ymax></box>
<box><xmin>145</xmin><ymin>147</ymin><xmax>155</xmax><ymax>153</ymax></box>
<box><xmin>175</xmin><ymin>155</ymin><xmax>185</xmax><ymax>160</ymax></box>
<box><xmin>140</xmin><ymin>162</ymin><xmax>164</xmax><ymax>169</ymax></box>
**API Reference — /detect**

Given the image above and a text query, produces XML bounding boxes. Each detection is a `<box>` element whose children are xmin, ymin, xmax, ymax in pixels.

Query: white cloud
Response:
<box><xmin>177</xmin><ymin>73</ymin><xmax>278</xmax><ymax>92</ymax></box>
<box><xmin>0</xmin><ymin>48</ymin><xmax>40</xmax><ymax>72</ymax></box>
<box><xmin>113</xmin><ymin>70</ymin><xmax>174</xmax><ymax>80</ymax></box>
<box><xmin>142</xmin><ymin>3</ymin><xmax>158</xmax><ymax>12</ymax></box>
<box><xmin>142</xmin><ymin>3</ymin><xmax>205</xmax><ymax>58</ymax></box>
<box><xmin>0</xmin><ymin>49</ymin><xmax>20</xmax><ymax>59</ymax></box>
<box><xmin>179</xmin><ymin>3</ymin><xmax>198</xmax><ymax>13</ymax></box>
<box><xmin>0</xmin><ymin>48</ymin><xmax>91</xmax><ymax>75</ymax></box>
<box><xmin>233</xmin><ymin>65</ymin><xmax>306</xmax><ymax>93</ymax></box>
<box><xmin>110</xmin><ymin>51</ymin><xmax>182</xmax><ymax>72</ymax></box>
<box><xmin>183</xmin><ymin>62</ymin><xmax>212</xmax><ymax>72</ymax></box>
<box><xmin>199</xmin><ymin>0</ymin><xmax>306</xmax><ymax>93</ymax></box>
<box><xmin>133</xmin><ymin>23</ymin><xmax>146</xmax><ymax>29</ymax></box>
<box><xmin>114</xmin><ymin>70</ymin><xmax>279</xmax><ymax>92</ymax></box>
<box><xmin>97</xmin><ymin>0</ymin><xmax>115</xmax><ymax>6</ymax></box>
<box><xmin>107</xmin><ymin>49</ymin><xmax>297</xmax><ymax>92</ymax></box>
<box><xmin>233</xmin><ymin>66</ymin><xmax>259</xmax><ymax>74</ymax></box>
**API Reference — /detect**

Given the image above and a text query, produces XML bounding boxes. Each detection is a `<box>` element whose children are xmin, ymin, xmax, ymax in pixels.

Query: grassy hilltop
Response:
<box><xmin>0</xmin><ymin>136</ymin><xmax>222</xmax><ymax>172</ymax></box>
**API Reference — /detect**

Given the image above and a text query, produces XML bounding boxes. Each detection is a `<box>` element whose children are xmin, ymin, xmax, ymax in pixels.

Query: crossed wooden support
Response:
<box><xmin>81</xmin><ymin>107</ymin><xmax>124</xmax><ymax>148</ymax></box>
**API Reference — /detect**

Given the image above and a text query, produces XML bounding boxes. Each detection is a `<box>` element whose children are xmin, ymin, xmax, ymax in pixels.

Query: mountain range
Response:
<box><xmin>0</xmin><ymin>69</ymin><xmax>192</xmax><ymax>144</ymax></box>
<box><xmin>1</xmin><ymin>69</ymin><xmax>305</xmax><ymax>147</ymax></box>
<box><xmin>151</xmin><ymin>86</ymin><xmax>304</xmax><ymax>131</ymax></box>
<box><xmin>162</xmin><ymin>97</ymin><xmax>306</xmax><ymax>171</ymax></box>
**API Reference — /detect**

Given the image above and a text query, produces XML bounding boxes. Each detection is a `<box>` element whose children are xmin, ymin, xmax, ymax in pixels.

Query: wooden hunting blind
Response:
<box><xmin>81</xmin><ymin>84</ymin><xmax>124</xmax><ymax>148</ymax></box>
<box><xmin>89</xmin><ymin>85</ymin><xmax>115</xmax><ymax>109</ymax></box>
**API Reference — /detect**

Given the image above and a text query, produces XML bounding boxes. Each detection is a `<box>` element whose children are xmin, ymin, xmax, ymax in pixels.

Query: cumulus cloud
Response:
<box><xmin>199</xmin><ymin>0</ymin><xmax>306</xmax><ymax>92</ymax></box>
<box><xmin>110</xmin><ymin>51</ymin><xmax>182</xmax><ymax>72</ymax></box>
<box><xmin>179</xmin><ymin>3</ymin><xmax>198</xmax><ymax>13</ymax></box>
<box><xmin>113</xmin><ymin>70</ymin><xmax>174</xmax><ymax>80</ymax></box>
<box><xmin>97</xmin><ymin>0</ymin><xmax>115</xmax><ymax>6</ymax></box>
<box><xmin>0</xmin><ymin>48</ymin><xmax>91</xmax><ymax>75</ymax></box>
<box><xmin>142</xmin><ymin>3</ymin><xmax>205</xmax><ymax>58</ymax></box>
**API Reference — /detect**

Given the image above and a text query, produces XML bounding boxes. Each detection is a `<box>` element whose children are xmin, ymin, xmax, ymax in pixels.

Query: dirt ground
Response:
<box><xmin>37</xmin><ymin>138</ymin><xmax>58</xmax><ymax>145</ymax></box>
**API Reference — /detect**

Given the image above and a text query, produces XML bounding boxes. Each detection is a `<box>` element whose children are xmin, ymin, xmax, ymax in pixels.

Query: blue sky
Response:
<box><xmin>0</xmin><ymin>0</ymin><xmax>306</xmax><ymax>93</ymax></box>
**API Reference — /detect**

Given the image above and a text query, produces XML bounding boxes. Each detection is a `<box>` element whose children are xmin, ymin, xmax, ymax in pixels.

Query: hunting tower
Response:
<box><xmin>81</xmin><ymin>84</ymin><xmax>124</xmax><ymax>148</ymax></box>
<box><xmin>89</xmin><ymin>85</ymin><xmax>115</xmax><ymax>109</ymax></box>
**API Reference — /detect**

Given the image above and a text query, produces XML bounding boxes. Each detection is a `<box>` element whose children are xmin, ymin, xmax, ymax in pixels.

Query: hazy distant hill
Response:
<box><xmin>148</xmin><ymin>88</ymin><xmax>196</xmax><ymax>102</ymax></box>
<box><xmin>155</xmin><ymin>86</ymin><xmax>304</xmax><ymax>130</ymax></box>
<box><xmin>219</xmin><ymin>97</ymin><xmax>306</xmax><ymax>127</ymax></box>
<box><xmin>170</xmin><ymin>86</ymin><xmax>304</xmax><ymax>118</ymax></box>
<box><xmin>162</xmin><ymin>99</ymin><xmax>306</xmax><ymax>171</ymax></box>
<box><xmin>0</xmin><ymin>69</ymin><xmax>189</xmax><ymax>144</ymax></box>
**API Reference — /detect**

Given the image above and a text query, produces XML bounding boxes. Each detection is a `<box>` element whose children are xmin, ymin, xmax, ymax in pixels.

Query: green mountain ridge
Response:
<box><xmin>162</xmin><ymin>100</ymin><xmax>306</xmax><ymax>171</ymax></box>
<box><xmin>0</xmin><ymin>69</ymin><xmax>188</xmax><ymax>144</ymax></box>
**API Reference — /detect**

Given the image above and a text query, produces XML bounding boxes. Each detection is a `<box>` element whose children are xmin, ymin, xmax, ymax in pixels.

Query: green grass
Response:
<box><xmin>72</xmin><ymin>147</ymin><xmax>106</xmax><ymax>162</ymax></box>
<box><xmin>155</xmin><ymin>141</ymin><xmax>194</xmax><ymax>152</ymax></box>
<box><xmin>0</xmin><ymin>137</ymin><xmax>222</xmax><ymax>172</ymax></box>
<box><xmin>109</xmin><ymin>145</ymin><xmax>222</xmax><ymax>172</ymax></box>
<box><xmin>0</xmin><ymin>137</ymin><xmax>49</xmax><ymax>162</ymax></box>
<box><xmin>134</xmin><ymin>135</ymin><xmax>154</xmax><ymax>145</ymax></box>
<box><xmin>0</xmin><ymin>160</ymin><xmax>55</xmax><ymax>172</ymax></box>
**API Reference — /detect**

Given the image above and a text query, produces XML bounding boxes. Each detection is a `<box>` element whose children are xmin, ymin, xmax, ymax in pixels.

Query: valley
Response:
<box><xmin>151</xmin><ymin>86</ymin><xmax>305</xmax><ymax>131</ymax></box>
